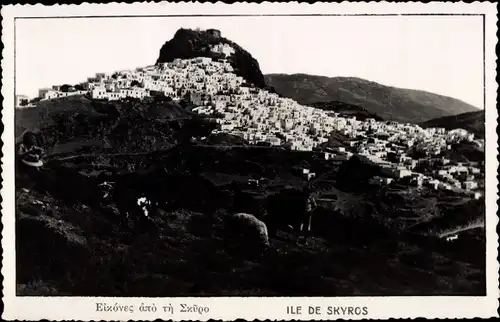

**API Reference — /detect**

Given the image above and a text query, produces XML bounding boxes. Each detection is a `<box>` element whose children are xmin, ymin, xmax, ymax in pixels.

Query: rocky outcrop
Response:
<box><xmin>156</xmin><ymin>28</ymin><xmax>268</xmax><ymax>89</ymax></box>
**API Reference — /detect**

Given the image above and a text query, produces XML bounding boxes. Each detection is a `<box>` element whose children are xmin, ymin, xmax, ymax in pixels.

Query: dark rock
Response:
<box><xmin>156</xmin><ymin>28</ymin><xmax>268</xmax><ymax>89</ymax></box>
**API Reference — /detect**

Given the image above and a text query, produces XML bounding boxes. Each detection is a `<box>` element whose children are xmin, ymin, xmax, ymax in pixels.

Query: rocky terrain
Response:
<box><xmin>265</xmin><ymin>74</ymin><xmax>480</xmax><ymax>123</ymax></box>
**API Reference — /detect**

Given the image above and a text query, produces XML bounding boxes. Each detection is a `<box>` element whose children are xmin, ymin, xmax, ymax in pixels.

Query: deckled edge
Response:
<box><xmin>0</xmin><ymin>2</ymin><xmax>499</xmax><ymax>321</ymax></box>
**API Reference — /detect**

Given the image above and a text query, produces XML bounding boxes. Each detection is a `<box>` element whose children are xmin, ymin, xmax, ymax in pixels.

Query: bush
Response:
<box><xmin>130</xmin><ymin>80</ymin><xmax>142</xmax><ymax>88</ymax></box>
<box><xmin>150</xmin><ymin>91</ymin><xmax>172</xmax><ymax>102</ymax></box>
<box><xmin>336</xmin><ymin>156</ymin><xmax>381</xmax><ymax>191</ymax></box>
<box><xmin>60</xmin><ymin>84</ymin><xmax>73</xmax><ymax>93</ymax></box>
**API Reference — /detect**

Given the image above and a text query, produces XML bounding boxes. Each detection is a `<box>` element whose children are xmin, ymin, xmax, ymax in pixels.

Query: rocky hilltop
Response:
<box><xmin>157</xmin><ymin>28</ymin><xmax>268</xmax><ymax>89</ymax></box>
<box><xmin>265</xmin><ymin>74</ymin><xmax>480</xmax><ymax>123</ymax></box>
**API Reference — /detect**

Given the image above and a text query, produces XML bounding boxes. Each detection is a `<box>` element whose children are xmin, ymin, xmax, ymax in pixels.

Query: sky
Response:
<box><xmin>15</xmin><ymin>15</ymin><xmax>484</xmax><ymax>108</ymax></box>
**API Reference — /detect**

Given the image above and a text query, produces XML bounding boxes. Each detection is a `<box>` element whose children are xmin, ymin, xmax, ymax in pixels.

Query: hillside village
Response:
<box><xmin>17</xmin><ymin>45</ymin><xmax>484</xmax><ymax>201</ymax></box>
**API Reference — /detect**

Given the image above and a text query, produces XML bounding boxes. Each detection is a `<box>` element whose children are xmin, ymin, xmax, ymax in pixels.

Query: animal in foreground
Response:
<box><xmin>225</xmin><ymin>213</ymin><xmax>270</xmax><ymax>252</ymax></box>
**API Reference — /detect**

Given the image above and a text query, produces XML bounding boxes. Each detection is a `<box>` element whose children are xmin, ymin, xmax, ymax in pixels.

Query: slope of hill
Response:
<box><xmin>201</xmin><ymin>133</ymin><xmax>248</xmax><ymax>146</ymax></box>
<box><xmin>420</xmin><ymin>110</ymin><xmax>485</xmax><ymax>139</ymax></box>
<box><xmin>310</xmin><ymin>101</ymin><xmax>384</xmax><ymax>121</ymax></box>
<box><xmin>15</xmin><ymin>95</ymin><xmax>104</xmax><ymax>136</ymax></box>
<box><xmin>156</xmin><ymin>28</ymin><xmax>268</xmax><ymax>89</ymax></box>
<box><xmin>265</xmin><ymin>74</ymin><xmax>479</xmax><ymax>123</ymax></box>
<box><xmin>15</xmin><ymin>95</ymin><xmax>213</xmax><ymax>156</ymax></box>
<box><xmin>16</xmin><ymin>145</ymin><xmax>485</xmax><ymax>296</ymax></box>
<box><xmin>16</xmin><ymin>95</ymin><xmax>190</xmax><ymax>135</ymax></box>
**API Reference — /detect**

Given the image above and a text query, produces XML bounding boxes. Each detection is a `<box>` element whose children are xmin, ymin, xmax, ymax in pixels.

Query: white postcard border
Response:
<box><xmin>2</xmin><ymin>2</ymin><xmax>499</xmax><ymax>320</ymax></box>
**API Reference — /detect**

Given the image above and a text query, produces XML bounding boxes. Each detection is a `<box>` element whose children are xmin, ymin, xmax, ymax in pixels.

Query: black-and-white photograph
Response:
<box><xmin>9</xmin><ymin>8</ymin><xmax>491</xmax><ymax>300</ymax></box>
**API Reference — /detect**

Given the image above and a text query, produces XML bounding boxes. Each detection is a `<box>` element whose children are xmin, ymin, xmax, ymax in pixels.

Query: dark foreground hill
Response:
<box><xmin>157</xmin><ymin>28</ymin><xmax>269</xmax><ymax>90</ymax></box>
<box><xmin>16</xmin><ymin>95</ymin><xmax>191</xmax><ymax>134</ymax></box>
<box><xmin>265</xmin><ymin>74</ymin><xmax>479</xmax><ymax>123</ymax></box>
<box><xmin>16</xmin><ymin>144</ymin><xmax>485</xmax><ymax>296</ymax></box>
<box><xmin>420</xmin><ymin>110</ymin><xmax>485</xmax><ymax>139</ymax></box>
<box><xmin>15</xmin><ymin>95</ymin><xmax>214</xmax><ymax>155</ymax></box>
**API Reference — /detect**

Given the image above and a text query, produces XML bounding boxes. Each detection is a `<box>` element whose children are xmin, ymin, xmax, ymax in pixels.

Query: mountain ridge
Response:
<box><xmin>265</xmin><ymin>73</ymin><xmax>480</xmax><ymax>123</ymax></box>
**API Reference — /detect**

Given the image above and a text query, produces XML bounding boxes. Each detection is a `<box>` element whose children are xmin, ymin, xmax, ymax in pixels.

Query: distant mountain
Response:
<box><xmin>157</xmin><ymin>28</ymin><xmax>268</xmax><ymax>89</ymax></box>
<box><xmin>265</xmin><ymin>74</ymin><xmax>480</xmax><ymax>123</ymax></box>
<box><xmin>420</xmin><ymin>110</ymin><xmax>485</xmax><ymax>139</ymax></box>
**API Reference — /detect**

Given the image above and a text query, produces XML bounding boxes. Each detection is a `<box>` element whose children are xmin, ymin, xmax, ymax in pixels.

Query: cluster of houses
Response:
<box><xmin>347</xmin><ymin>132</ymin><xmax>483</xmax><ymax>198</ymax></box>
<box><xmin>87</xmin><ymin>57</ymin><xmax>244</xmax><ymax>101</ymax></box>
<box><xmin>204</xmin><ymin>97</ymin><xmax>333</xmax><ymax>151</ymax></box>
<box><xmin>18</xmin><ymin>53</ymin><xmax>484</xmax><ymax>198</ymax></box>
<box><xmin>323</xmin><ymin>120</ymin><xmax>484</xmax><ymax>198</ymax></box>
<box><xmin>367</xmin><ymin>164</ymin><xmax>483</xmax><ymax>199</ymax></box>
<box><xmin>17</xmin><ymin>55</ymin><xmax>240</xmax><ymax>106</ymax></box>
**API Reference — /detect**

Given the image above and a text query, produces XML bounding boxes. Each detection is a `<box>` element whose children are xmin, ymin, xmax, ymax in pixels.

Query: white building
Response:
<box><xmin>211</xmin><ymin>43</ymin><xmax>236</xmax><ymax>57</ymax></box>
<box><xmin>38</xmin><ymin>88</ymin><xmax>59</xmax><ymax>100</ymax></box>
<box><xmin>15</xmin><ymin>95</ymin><xmax>29</xmax><ymax>108</ymax></box>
